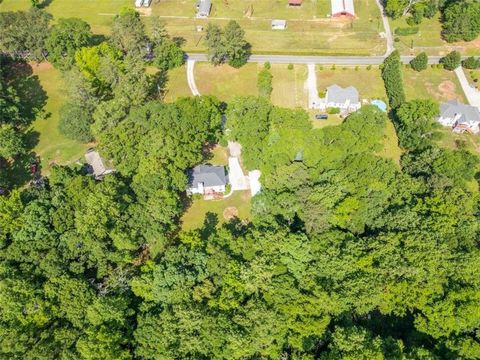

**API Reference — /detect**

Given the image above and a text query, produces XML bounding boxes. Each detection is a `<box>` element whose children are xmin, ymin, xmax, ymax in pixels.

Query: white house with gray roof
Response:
<box><xmin>187</xmin><ymin>165</ymin><xmax>227</xmax><ymax>195</ymax></box>
<box><xmin>438</xmin><ymin>100</ymin><xmax>480</xmax><ymax>134</ymax></box>
<box><xmin>321</xmin><ymin>84</ymin><xmax>361</xmax><ymax>112</ymax></box>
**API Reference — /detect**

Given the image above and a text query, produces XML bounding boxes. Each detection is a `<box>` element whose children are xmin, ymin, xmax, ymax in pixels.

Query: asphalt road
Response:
<box><xmin>186</xmin><ymin>53</ymin><xmax>445</xmax><ymax>65</ymax></box>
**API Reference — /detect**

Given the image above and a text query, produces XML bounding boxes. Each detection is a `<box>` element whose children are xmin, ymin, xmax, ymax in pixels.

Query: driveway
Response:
<box><xmin>228</xmin><ymin>157</ymin><xmax>249</xmax><ymax>191</ymax></box>
<box><xmin>455</xmin><ymin>67</ymin><xmax>480</xmax><ymax>108</ymax></box>
<box><xmin>375</xmin><ymin>0</ymin><xmax>394</xmax><ymax>56</ymax></box>
<box><xmin>306</xmin><ymin>64</ymin><xmax>322</xmax><ymax>109</ymax></box>
<box><xmin>186</xmin><ymin>60</ymin><xmax>200</xmax><ymax>96</ymax></box>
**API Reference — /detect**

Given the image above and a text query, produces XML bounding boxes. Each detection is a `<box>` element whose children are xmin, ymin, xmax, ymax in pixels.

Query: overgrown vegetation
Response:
<box><xmin>381</xmin><ymin>50</ymin><xmax>406</xmax><ymax>109</ymax></box>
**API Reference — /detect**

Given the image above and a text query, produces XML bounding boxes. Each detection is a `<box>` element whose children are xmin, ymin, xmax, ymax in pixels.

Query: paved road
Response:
<box><xmin>455</xmin><ymin>67</ymin><xmax>480</xmax><ymax>108</ymax></box>
<box><xmin>186</xmin><ymin>53</ymin><xmax>445</xmax><ymax>65</ymax></box>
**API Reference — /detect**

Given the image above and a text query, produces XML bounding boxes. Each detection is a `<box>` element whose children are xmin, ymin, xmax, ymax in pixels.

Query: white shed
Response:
<box><xmin>271</xmin><ymin>19</ymin><xmax>287</xmax><ymax>30</ymax></box>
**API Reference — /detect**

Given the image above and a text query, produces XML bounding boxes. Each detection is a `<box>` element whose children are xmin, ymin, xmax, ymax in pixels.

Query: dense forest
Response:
<box><xmin>1</xmin><ymin>5</ymin><xmax>480</xmax><ymax>360</ymax></box>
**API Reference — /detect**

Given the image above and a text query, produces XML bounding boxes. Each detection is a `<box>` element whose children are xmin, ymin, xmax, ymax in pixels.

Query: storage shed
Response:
<box><xmin>271</xmin><ymin>19</ymin><xmax>287</xmax><ymax>30</ymax></box>
<box><xmin>331</xmin><ymin>0</ymin><xmax>355</xmax><ymax>17</ymax></box>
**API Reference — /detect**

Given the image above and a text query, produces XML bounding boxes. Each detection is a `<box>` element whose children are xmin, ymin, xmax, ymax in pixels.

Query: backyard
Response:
<box><xmin>402</xmin><ymin>67</ymin><xmax>467</xmax><ymax>103</ymax></box>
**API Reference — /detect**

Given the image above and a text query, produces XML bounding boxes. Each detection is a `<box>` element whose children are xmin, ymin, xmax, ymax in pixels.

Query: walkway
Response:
<box><xmin>454</xmin><ymin>67</ymin><xmax>480</xmax><ymax>108</ymax></box>
<box><xmin>306</xmin><ymin>64</ymin><xmax>322</xmax><ymax>109</ymax></box>
<box><xmin>186</xmin><ymin>60</ymin><xmax>200</xmax><ymax>96</ymax></box>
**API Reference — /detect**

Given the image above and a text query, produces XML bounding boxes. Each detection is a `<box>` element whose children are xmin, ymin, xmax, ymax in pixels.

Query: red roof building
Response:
<box><xmin>288</xmin><ymin>0</ymin><xmax>303</xmax><ymax>6</ymax></box>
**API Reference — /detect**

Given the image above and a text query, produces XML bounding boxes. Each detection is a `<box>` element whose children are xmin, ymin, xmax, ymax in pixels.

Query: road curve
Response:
<box><xmin>186</xmin><ymin>53</ymin><xmax>445</xmax><ymax>65</ymax></box>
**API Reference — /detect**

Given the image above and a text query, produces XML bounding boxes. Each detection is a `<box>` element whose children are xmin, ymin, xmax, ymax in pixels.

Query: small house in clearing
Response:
<box><xmin>438</xmin><ymin>100</ymin><xmax>480</xmax><ymax>134</ymax></box>
<box><xmin>187</xmin><ymin>165</ymin><xmax>227</xmax><ymax>196</ymax></box>
<box><xmin>323</xmin><ymin>84</ymin><xmax>361</xmax><ymax>112</ymax></box>
<box><xmin>331</xmin><ymin>0</ymin><xmax>355</xmax><ymax>17</ymax></box>
<box><xmin>271</xmin><ymin>19</ymin><xmax>287</xmax><ymax>30</ymax></box>
<box><xmin>85</xmin><ymin>149</ymin><xmax>114</xmax><ymax>180</ymax></box>
<box><xmin>196</xmin><ymin>0</ymin><xmax>212</xmax><ymax>18</ymax></box>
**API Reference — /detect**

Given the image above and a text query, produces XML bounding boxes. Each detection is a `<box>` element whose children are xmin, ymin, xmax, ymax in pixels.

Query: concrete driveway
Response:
<box><xmin>455</xmin><ymin>67</ymin><xmax>480</xmax><ymax>108</ymax></box>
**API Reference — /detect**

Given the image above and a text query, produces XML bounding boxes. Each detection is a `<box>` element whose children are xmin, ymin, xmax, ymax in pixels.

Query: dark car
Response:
<box><xmin>315</xmin><ymin>114</ymin><xmax>328</xmax><ymax>120</ymax></box>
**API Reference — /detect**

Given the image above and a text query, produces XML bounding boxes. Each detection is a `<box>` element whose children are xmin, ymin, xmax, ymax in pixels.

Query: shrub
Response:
<box><xmin>331</xmin><ymin>64</ymin><xmax>336</xmax><ymax>70</ymax></box>
<box><xmin>462</xmin><ymin>57</ymin><xmax>480</xmax><ymax>69</ymax></box>
<box><xmin>318</xmin><ymin>90</ymin><xmax>326</xmax><ymax>98</ymax></box>
<box><xmin>366</xmin><ymin>65</ymin><xmax>372</xmax><ymax>70</ymax></box>
<box><xmin>355</xmin><ymin>66</ymin><xmax>359</xmax><ymax>71</ymax></box>
<box><xmin>287</xmin><ymin>63</ymin><xmax>293</xmax><ymax>70</ymax></box>
<box><xmin>394</xmin><ymin>27</ymin><xmax>419</xmax><ymax>36</ymax></box>
<box><xmin>257</xmin><ymin>68</ymin><xmax>273</xmax><ymax>98</ymax></box>
<box><xmin>264</xmin><ymin>61</ymin><xmax>271</xmax><ymax>70</ymax></box>
<box><xmin>410</xmin><ymin>52</ymin><xmax>428</xmax><ymax>72</ymax></box>
<box><xmin>327</xmin><ymin>107</ymin><xmax>340</xmax><ymax>114</ymax></box>
<box><xmin>440</xmin><ymin>50</ymin><xmax>461</xmax><ymax>71</ymax></box>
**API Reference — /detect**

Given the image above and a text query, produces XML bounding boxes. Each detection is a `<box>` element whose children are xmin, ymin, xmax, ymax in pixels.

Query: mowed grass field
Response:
<box><xmin>270</xmin><ymin>64</ymin><xmax>308</xmax><ymax>108</ymax></box>
<box><xmin>0</xmin><ymin>0</ymin><xmax>386</xmax><ymax>54</ymax></box>
<box><xmin>28</xmin><ymin>64</ymin><xmax>89</xmax><ymax>172</ymax></box>
<box><xmin>390</xmin><ymin>15</ymin><xmax>480</xmax><ymax>56</ymax></box>
<box><xmin>316</xmin><ymin>66</ymin><xmax>387</xmax><ymax>101</ymax></box>
<box><xmin>194</xmin><ymin>63</ymin><xmax>259</xmax><ymax>101</ymax></box>
<box><xmin>163</xmin><ymin>65</ymin><xmax>192</xmax><ymax>102</ymax></box>
<box><xmin>402</xmin><ymin>67</ymin><xmax>467</xmax><ymax>103</ymax></box>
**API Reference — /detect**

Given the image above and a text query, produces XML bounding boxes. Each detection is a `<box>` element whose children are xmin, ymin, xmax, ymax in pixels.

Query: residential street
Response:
<box><xmin>186</xmin><ymin>53</ymin><xmax>446</xmax><ymax>65</ymax></box>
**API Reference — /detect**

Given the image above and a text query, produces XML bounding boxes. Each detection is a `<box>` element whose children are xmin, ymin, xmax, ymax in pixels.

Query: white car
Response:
<box><xmin>135</xmin><ymin>0</ymin><xmax>143</xmax><ymax>7</ymax></box>
<box><xmin>143</xmin><ymin>0</ymin><xmax>152</xmax><ymax>7</ymax></box>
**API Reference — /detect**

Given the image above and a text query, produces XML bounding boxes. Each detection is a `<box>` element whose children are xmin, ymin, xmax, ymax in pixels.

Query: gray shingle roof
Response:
<box><xmin>326</xmin><ymin>84</ymin><xmax>359</xmax><ymax>104</ymax></box>
<box><xmin>196</xmin><ymin>0</ymin><xmax>211</xmax><ymax>16</ymax></box>
<box><xmin>440</xmin><ymin>100</ymin><xmax>480</xmax><ymax>122</ymax></box>
<box><xmin>189</xmin><ymin>165</ymin><xmax>227</xmax><ymax>188</ymax></box>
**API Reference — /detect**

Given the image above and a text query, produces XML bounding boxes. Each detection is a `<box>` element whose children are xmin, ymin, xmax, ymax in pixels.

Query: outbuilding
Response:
<box><xmin>271</xmin><ymin>19</ymin><xmax>287</xmax><ymax>30</ymax></box>
<box><xmin>331</xmin><ymin>0</ymin><xmax>355</xmax><ymax>17</ymax></box>
<box><xmin>196</xmin><ymin>0</ymin><xmax>212</xmax><ymax>18</ymax></box>
<box><xmin>85</xmin><ymin>149</ymin><xmax>115</xmax><ymax>180</ymax></box>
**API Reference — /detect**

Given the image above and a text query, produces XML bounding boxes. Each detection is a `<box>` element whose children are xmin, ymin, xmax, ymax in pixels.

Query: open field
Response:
<box><xmin>154</xmin><ymin>0</ymin><xmax>385</xmax><ymax>55</ymax></box>
<box><xmin>270</xmin><ymin>64</ymin><xmax>308</xmax><ymax>108</ymax></box>
<box><xmin>0</xmin><ymin>0</ymin><xmax>131</xmax><ymax>34</ymax></box>
<box><xmin>402</xmin><ymin>67</ymin><xmax>467</xmax><ymax>103</ymax></box>
<box><xmin>390</xmin><ymin>15</ymin><xmax>480</xmax><ymax>56</ymax></box>
<box><xmin>194</xmin><ymin>63</ymin><xmax>259</xmax><ymax>101</ymax></box>
<box><xmin>28</xmin><ymin>64</ymin><xmax>89</xmax><ymax>173</ymax></box>
<box><xmin>0</xmin><ymin>0</ymin><xmax>385</xmax><ymax>55</ymax></box>
<box><xmin>316</xmin><ymin>66</ymin><xmax>387</xmax><ymax>101</ymax></box>
<box><xmin>181</xmin><ymin>190</ymin><xmax>252</xmax><ymax>230</ymax></box>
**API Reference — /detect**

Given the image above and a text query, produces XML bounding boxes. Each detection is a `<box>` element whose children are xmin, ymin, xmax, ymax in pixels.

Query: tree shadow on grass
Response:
<box><xmin>38</xmin><ymin>0</ymin><xmax>54</xmax><ymax>9</ymax></box>
<box><xmin>200</xmin><ymin>212</ymin><xmax>219</xmax><ymax>239</ymax></box>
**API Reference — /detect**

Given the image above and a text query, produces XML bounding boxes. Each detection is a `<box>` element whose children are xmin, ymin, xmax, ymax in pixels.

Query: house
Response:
<box><xmin>288</xmin><ymin>0</ymin><xmax>303</xmax><ymax>6</ymax></box>
<box><xmin>331</xmin><ymin>0</ymin><xmax>355</xmax><ymax>17</ymax></box>
<box><xmin>187</xmin><ymin>165</ymin><xmax>227</xmax><ymax>195</ymax></box>
<box><xmin>323</xmin><ymin>84</ymin><xmax>361</xmax><ymax>112</ymax></box>
<box><xmin>271</xmin><ymin>19</ymin><xmax>287</xmax><ymax>30</ymax></box>
<box><xmin>196</xmin><ymin>0</ymin><xmax>211</xmax><ymax>18</ymax></box>
<box><xmin>85</xmin><ymin>149</ymin><xmax>114</xmax><ymax>180</ymax></box>
<box><xmin>438</xmin><ymin>100</ymin><xmax>480</xmax><ymax>134</ymax></box>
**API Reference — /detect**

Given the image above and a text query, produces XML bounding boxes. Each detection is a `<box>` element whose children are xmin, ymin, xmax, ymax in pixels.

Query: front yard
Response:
<box><xmin>402</xmin><ymin>67</ymin><xmax>467</xmax><ymax>103</ymax></box>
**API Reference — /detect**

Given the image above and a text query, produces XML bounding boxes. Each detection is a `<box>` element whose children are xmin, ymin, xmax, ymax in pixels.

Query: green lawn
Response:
<box><xmin>402</xmin><ymin>67</ymin><xmax>467</xmax><ymax>103</ymax></box>
<box><xmin>163</xmin><ymin>65</ymin><xmax>192</xmax><ymax>102</ymax></box>
<box><xmin>0</xmin><ymin>0</ymin><xmax>131</xmax><ymax>34</ymax></box>
<box><xmin>270</xmin><ymin>64</ymin><xmax>308</xmax><ymax>108</ymax></box>
<box><xmin>181</xmin><ymin>190</ymin><xmax>252</xmax><ymax>230</ymax></box>
<box><xmin>28</xmin><ymin>64</ymin><xmax>89</xmax><ymax>173</ymax></box>
<box><xmin>194</xmin><ymin>63</ymin><xmax>259</xmax><ymax>101</ymax></box>
<box><xmin>389</xmin><ymin>15</ymin><xmax>480</xmax><ymax>56</ymax></box>
<box><xmin>153</xmin><ymin>0</ymin><xmax>385</xmax><ymax>55</ymax></box>
<box><xmin>464</xmin><ymin>69</ymin><xmax>480</xmax><ymax>91</ymax></box>
<box><xmin>316</xmin><ymin>66</ymin><xmax>387</xmax><ymax>101</ymax></box>
<box><xmin>378</xmin><ymin>118</ymin><xmax>403</xmax><ymax>166</ymax></box>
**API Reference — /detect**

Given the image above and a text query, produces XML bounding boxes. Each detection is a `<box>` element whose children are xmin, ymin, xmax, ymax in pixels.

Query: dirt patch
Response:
<box><xmin>223</xmin><ymin>206</ymin><xmax>239</xmax><ymax>220</ymax></box>
<box><xmin>438</xmin><ymin>80</ymin><xmax>458</xmax><ymax>101</ymax></box>
<box><xmin>137</xmin><ymin>8</ymin><xmax>152</xmax><ymax>16</ymax></box>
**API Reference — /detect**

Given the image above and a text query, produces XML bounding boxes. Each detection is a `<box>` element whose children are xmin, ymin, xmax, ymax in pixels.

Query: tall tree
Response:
<box><xmin>204</xmin><ymin>23</ymin><xmax>225</xmax><ymax>65</ymax></box>
<box><xmin>223</xmin><ymin>20</ymin><xmax>250</xmax><ymax>68</ymax></box>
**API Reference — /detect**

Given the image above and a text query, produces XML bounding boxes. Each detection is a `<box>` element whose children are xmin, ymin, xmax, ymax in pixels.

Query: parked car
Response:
<box><xmin>143</xmin><ymin>0</ymin><xmax>152</xmax><ymax>7</ymax></box>
<box><xmin>135</xmin><ymin>0</ymin><xmax>143</xmax><ymax>8</ymax></box>
<box><xmin>315</xmin><ymin>114</ymin><xmax>328</xmax><ymax>120</ymax></box>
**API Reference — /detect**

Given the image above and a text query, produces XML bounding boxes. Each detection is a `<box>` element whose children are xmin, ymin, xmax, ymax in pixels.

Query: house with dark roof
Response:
<box><xmin>331</xmin><ymin>0</ymin><xmax>355</xmax><ymax>17</ymax></box>
<box><xmin>196</xmin><ymin>0</ymin><xmax>211</xmax><ymax>18</ymax></box>
<box><xmin>438</xmin><ymin>100</ymin><xmax>480</xmax><ymax>134</ymax></box>
<box><xmin>323</xmin><ymin>84</ymin><xmax>361</xmax><ymax>112</ymax></box>
<box><xmin>187</xmin><ymin>165</ymin><xmax>228</xmax><ymax>195</ymax></box>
